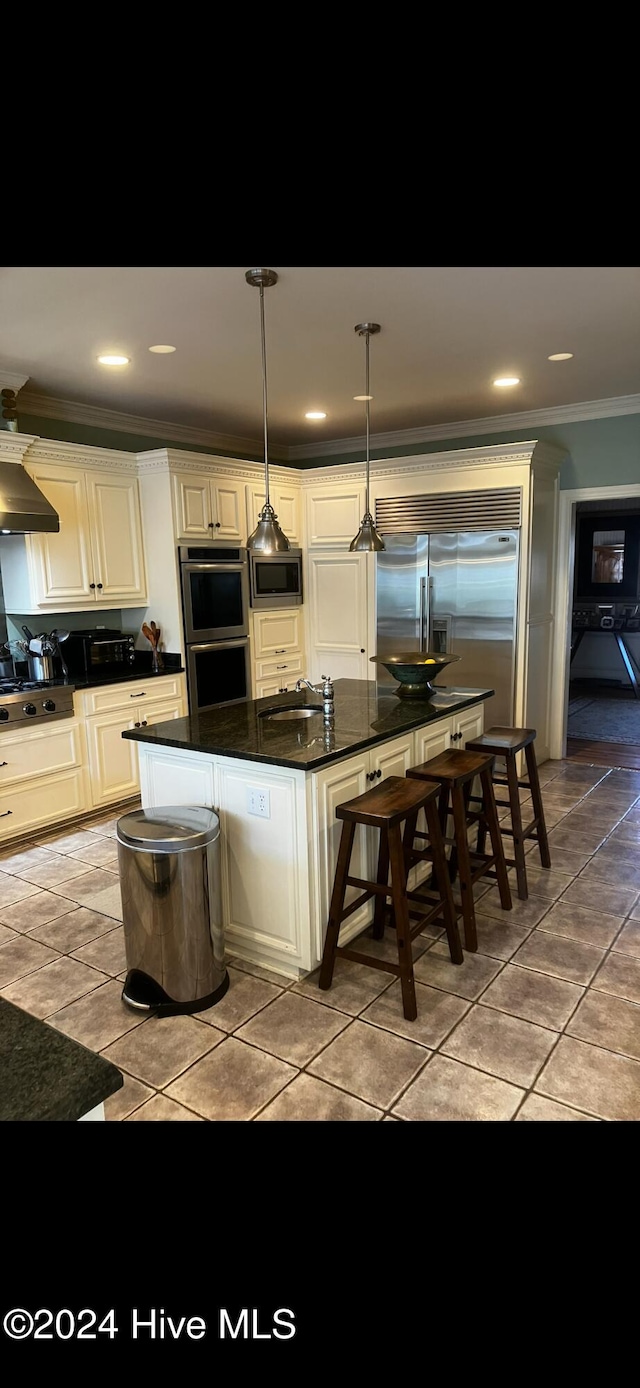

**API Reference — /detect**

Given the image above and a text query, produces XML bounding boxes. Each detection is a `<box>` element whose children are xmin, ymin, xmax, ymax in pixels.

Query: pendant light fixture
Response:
<box><xmin>349</xmin><ymin>321</ymin><xmax>385</xmax><ymax>552</ymax></box>
<box><xmin>245</xmin><ymin>267</ymin><xmax>290</xmax><ymax>553</ymax></box>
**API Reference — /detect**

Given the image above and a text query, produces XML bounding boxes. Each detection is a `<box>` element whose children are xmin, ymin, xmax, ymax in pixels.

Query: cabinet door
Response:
<box><xmin>134</xmin><ymin>697</ymin><xmax>184</xmax><ymax>732</ymax></box>
<box><xmin>369</xmin><ymin>732</ymin><xmax>415</xmax><ymax>782</ymax></box>
<box><xmin>307</xmin><ymin>552</ymin><xmax>368</xmax><ymax>682</ymax></box>
<box><xmin>452</xmin><ymin>704</ymin><xmax>484</xmax><ymax>747</ymax></box>
<box><xmin>305</xmin><ymin>484</ymin><xmax>365</xmax><ymax>546</ymax></box>
<box><xmin>85</xmin><ymin>709</ymin><xmax>139</xmax><ymax>807</ymax></box>
<box><xmin>313</xmin><ymin>751</ymin><xmax>372</xmax><ymax>956</ymax></box>
<box><xmin>26</xmin><ymin>464</ymin><xmax>94</xmax><ymax>604</ymax></box>
<box><xmin>86</xmin><ymin>471</ymin><xmax>147</xmax><ymax>603</ymax></box>
<box><xmin>254</xmin><ymin>678</ymin><xmax>289</xmax><ymax>699</ymax></box>
<box><xmin>211</xmin><ymin>479</ymin><xmax>245</xmax><ymax>542</ymax></box>
<box><xmin>413</xmin><ymin>719</ymin><xmax>452</xmax><ymax>768</ymax></box>
<box><xmin>252</xmin><ymin>609</ymin><xmax>303</xmax><ymax>658</ymax></box>
<box><xmin>173</xmin><ymin>473</ymin><xmax>212</xmax><ymax>540</ymax></box>
<box><xmin>245</xmin><ymin>481</ymin><xmax>300</xmax><ymax>546</ymax></box>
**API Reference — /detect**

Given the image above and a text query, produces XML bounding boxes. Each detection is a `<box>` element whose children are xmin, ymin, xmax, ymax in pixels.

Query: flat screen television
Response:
<box><xmin>575</xmin><ymin>512</ymin><xmax>640</xmax><ymax>601</ymax></box>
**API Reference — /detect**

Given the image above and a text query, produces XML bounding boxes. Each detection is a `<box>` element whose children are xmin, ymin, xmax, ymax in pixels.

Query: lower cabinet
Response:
<box><xmin>82</xmin><ymin>685</ymin><xmax>186</xmax><ymax>809</ymax></box>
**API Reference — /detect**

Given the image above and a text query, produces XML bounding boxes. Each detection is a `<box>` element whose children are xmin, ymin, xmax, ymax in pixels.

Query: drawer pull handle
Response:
<box><xmin>0</xmin><ymin>761</ymin><xmax>8</xmax><ymax>767</ymax></box>
<box><xmin>0</xmin><ymin>809</ymin><xmax>12</xmax><ymax>817</ymax></box>
<box><xmin>134</xmin><ymin>721</ymin><xmax>141</xmax><ymax>727</ymax></box>
<box><xmin>130</xmin><ymin>691</ymin><xmax>147</xmax><ymax>697</ymax></box>
<box><xmin>141</xmin><ymin>720</ymin><xmax>148</xmax><ymax>726</ymax></box>
<box><xmin>274</xmin><ymin>648</ymin><xmax>286</xmax><ymax>654</ymax></box>
<box><xmin>276</xmin><ymin>664</ymin><xmax>287</xmax><ymax>670</ymax></box>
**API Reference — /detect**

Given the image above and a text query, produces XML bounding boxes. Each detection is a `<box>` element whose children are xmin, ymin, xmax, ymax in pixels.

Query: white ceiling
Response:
<box><xmin>1</xmin><ymin>265</ymin><xmax>639</xmax><ymax>454</ymax></box>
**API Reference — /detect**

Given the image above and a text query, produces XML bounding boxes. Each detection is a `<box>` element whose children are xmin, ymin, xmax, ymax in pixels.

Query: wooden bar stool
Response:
<box><xmin>407</xmin><ymin>749</ymin><xmax>512</xmax><ymax>953</ymax></box>
<box><xmin>464</xmin><ymin>727</ymin><xmax>551</xmax><ymax>900</ymax></box>
<box><xmin>319</xmin><ymin>775</ymin><xmax>463</xmax><ymax>1022</ymax></box>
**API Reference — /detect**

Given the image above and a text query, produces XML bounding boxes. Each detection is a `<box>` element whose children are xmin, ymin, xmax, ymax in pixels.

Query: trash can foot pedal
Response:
<box><xmin>121</xmin><ymin>968</ymin><xmax>230</xmax><ymax>1017</ymax></box>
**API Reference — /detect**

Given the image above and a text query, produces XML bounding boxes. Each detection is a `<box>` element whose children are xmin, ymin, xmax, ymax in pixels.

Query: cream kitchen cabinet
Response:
<box><xmin>304</xmin><ymin>482</ymin><xmax>365</xmax><ymax>547</ymax></box>
<box><xmin>306</xmin><ymin>551</ymin><xmax>369</xmax><ymax>683</ymax></box>
<box><xmin>251</xmin><ymin>608</ymin><xmax>305</xmax><ymax>699</ymax></box>
<box><xmin>245</xmin><ymin>481</ymin><xmax>301</xmax><ymax>546</ymax></box>
<box><xmin>0</xmin><ymin>719</ymin><xmax>89</xmax><ymax>843</ymax></box>
<box><xmin>76</xmin><ymin>674</ymin><xmax>187</xmax><ymax>809</ymax></box>
<box><xmin>173</xmin><ymin>472</ymin><xmax>245</xmax><ymax>543</ymax></box>
<box><xmin>0</xmin><ymin>463</ymin><xmax>148</xmax><ymax>612</ymax></box>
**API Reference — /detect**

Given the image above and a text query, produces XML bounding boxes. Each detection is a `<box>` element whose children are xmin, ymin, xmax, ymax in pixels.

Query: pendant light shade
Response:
<box><xmin>245</xmin><ymin>267</ymin><xmax>290</xmax><ymax>553</ymax></box>
<box><xmin>349</xmin><ymin>322</ymin><xmax>385</xmax><ymax>552</ymax></box>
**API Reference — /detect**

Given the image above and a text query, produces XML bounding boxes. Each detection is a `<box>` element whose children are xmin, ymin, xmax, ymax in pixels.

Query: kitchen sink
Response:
<box><xmin>259</xmin><ymin>705</ymin><xmax>324</xmax><ymax>721</ymax></box>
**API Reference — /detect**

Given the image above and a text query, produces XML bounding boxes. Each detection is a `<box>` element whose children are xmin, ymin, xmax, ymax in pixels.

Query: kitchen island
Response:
<box><xmin>124</xmin><ymin>679</ymin><xmax>494</xmax><ymax>978</ymax></box>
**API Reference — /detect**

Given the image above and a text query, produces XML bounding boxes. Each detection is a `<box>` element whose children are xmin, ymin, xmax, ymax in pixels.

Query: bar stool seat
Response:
<box><xmin>407</xmin><ymin>748</ymin><xmax>512</xmax><ymax>952</ymax></box>
<box><xmin>318</xmin><ymin>775</ymin><xmax>463</xmax><ymax>1022</ymax></box>
<box><xmin>465</xmin><ymin>726</ymin><xmax>551</xmax><ymax>900</ymax></box>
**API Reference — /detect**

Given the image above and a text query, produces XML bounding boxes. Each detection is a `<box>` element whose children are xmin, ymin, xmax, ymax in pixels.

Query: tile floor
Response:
<box><xmin>2</xmin><ymin>758</ymin><xmax>640</xmax><ymax>1121</ymax></box>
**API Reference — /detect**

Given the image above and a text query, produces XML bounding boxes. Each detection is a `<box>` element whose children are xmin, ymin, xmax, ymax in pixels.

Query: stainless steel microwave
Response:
<box><xmin>249</xmin><ymin>549</ymin><xmax>303</xmax><ymax>609</ymax></box>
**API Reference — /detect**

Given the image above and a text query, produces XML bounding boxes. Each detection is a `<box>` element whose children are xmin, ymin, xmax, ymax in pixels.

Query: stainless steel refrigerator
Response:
<box><xmin>375</xmin><ymin>531</ymin><xmax>519</xmax><ymax>725</ymax></box>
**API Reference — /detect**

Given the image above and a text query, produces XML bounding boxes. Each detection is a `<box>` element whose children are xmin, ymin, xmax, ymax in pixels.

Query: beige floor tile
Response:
<box><xmin>591</xmin><ymin>951</ymin><xmax>640</xmax><ymax>1004</ymax></box>
<box><xmin>85</xmin><ymin>883</ymin><xmax>122</xmax><ymax>920</ymax></box>
<box><xmin>2</xmin><ymin>956</ymin><xmax>108</xmax><ymax>1018</ymax></box>
<box><xmin>0</xmin><ymin>845</ymin><xmax>61</xmax><ymax>874</ymax></box>
<box><xmin>71</xmin><ymin>927</ymin><xmax>127</xmax><ymax>976</ymax></box>
<box><xmin>49</xmin><ymin>867</ymin><xmax>120</xmax><ymax>906</ymax></box>
<box><xmin>479</xmin><ymin>888</ymin><xmax>551</xmax><ymax>928</ymax></box>
<box><xmin>0</xmin><ymin>924</ymin><xmax>19</xmax><ymax>948</ymax></box>
<box><xmin>68</xmin><ymin>841</ymin><xmax>120</xmax><ymax>869</ymax></box>
<box><xmin>536</xmin><ymin>901</ymin><xmax>623</xmax><ymax>950</ymax></box>
<box><xmin>256</xmin><ymin>1073</ymin><xmax>383</xmax><ymax>1121</ymax></box>
<box><xmin>127</xmin><ymin>1095</ymin><xmax>205</xmax><ymax>1121</ymax></box>
<box><xmin>102</xmin><ymin>1014</ymin><xmax>224</xmax><ymax>1087</ymax></box>
<box><xmin>511</xmin><ymin>931</ymin><xmax>606</xmax><ymax>985</ymax></box>
<box><xmin>547</xmin><ymin>826</ymin><xmax>610</xmax><ymax>855</ymax></box>
<box><xmin>392</xmin><ymin>1054</ymin><xmax>524</xmax><ymax>1121</ymax></box>
<box><xmin>567</xmin><ymin>990</ymin><xmax>640</xmax><ymax>1062</ymax></box>
<box><xmin>9</xmin><ymin>855</ymin><xmax>95</xmax><ymax>888</ymax></box>
<box><xmin>612</xmin><ymin>921</ymin><xmax>640</xmax><ymax>961</ymax></box>
<box><xmin>413</xmin><ymin>944</ymin><xmax>503</xmax><ymax>999</ymax></box>
<box><xmin>441</xmin><ymin>1004</ymin><xmax>558</xmax><ymax>1086</ymax></box>
<box><xmin>608</xmin><ymin>822</ymin><xmax>640</xmax><ymax>846</ymax></box>
<box><xmin>360</xmin><ymin>978</ymin><xmax>470</xmax><ymax>1048</ymax></box>
<box><xmin>166</xmin><ymin>1037</ymin><xmax>297</xmax><ymax>1120</ymax></box>
<box><xmin>0</xmin><ymin>934</ymin><xmax>60</xmax><ymax>988</ymax></box>
<box><xmin>292</xmin><ymin>958</ymin><xmax>394</xmax><ymax>1016</ymax></box>
<box><xmin>559</xmin><ymin>879</ymin><xmax>638</xmax><ymax>918</ymax></box>
<box><xmin>467</xmin><ymin>912</ymin><xmax>533</xmax><ymax>961</ymax></box>
<box><xmin>226</xmin><ymin>956</ymin><xmax>296</xmax><ymax>989</ymax></box>
<box><xmin>36</xmin><ymin>828</ymin><xmax>112</xmax><ymax>854</ymax></box>
<box><xmin>0</xmin><ymin>876</ymin><xmax>42</xmax><ymax>909</ymax></box>
<box><xmin>522</xmin><ymin>868</ymin><xmax>575</xmax><ymax>901</ymax></box>
<box><xmin>544</xmin><ymin>846</ymin><xmax>593</xmax><ymax>874</ymax></box>
<box><xmin>557</xmin><ymin>809</ymin><xmax>620</xmax><ymax>833</ymax></box>
<box><xmin>104</xmin><ymin>1073</ymin><xmax>155</xmax><ymax>1121</ymax></box>
<box><xmin>307</xmin><ymin>1019</ymin><xmax>429</xmax><ymax>1109</ymax></box>
<box><xmin>85</xmin><ymin>815</ymin><xmax>124</xmax><ymax>837</ymax></box>
<box><xmin>197</xmin><ymin>967</ymin><xmax>283</xmax><ymax>1032</ymax></box>
<box><xmin>30</xmin><ymin>907</ymin><xmax>117</xmax><ymax>953</ymax></box>
<box><xmin>236</xmin><ymin>991</ymin><xmax>350</xmax><ymax>1067</ymax></box>
<box><xmin>535</xmin><ymin>1035</ymin><xmax>640</xmax><ymax>1120</ymax></box>
<box><xmin>515</xmin><ymin>1094</ymin><xmax>598</xmax><ymax>1121</ymax></box>
<box><xmin>579</xmin><ymin>853</ymin><xmax>640</xmax><ymax>890</ymax></box>
<box><xmin>480</xmin><ymin>964</ymin><xmax>584</xmax><ymax>1030</ymax></box>
<box><xmin>345</xmin><ymin>921</ymin><xmax>434</xmax><ymax>963</ymax></box>
<box><xmin>48</xmin><ymin>978</ymin><xmax>145</xmax><ymax>1050</ymax></box>
<box><xmin>0</xmin><ymin>890</ymin><xmax>78</xmax><ymax>932</ymax></box>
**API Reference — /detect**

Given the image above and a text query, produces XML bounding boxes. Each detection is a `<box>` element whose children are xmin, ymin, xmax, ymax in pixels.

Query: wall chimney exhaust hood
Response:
<box><xmin>0</xmin><ymin>462</ymin><xmax>60</xmax><ymax>534</ymax></box>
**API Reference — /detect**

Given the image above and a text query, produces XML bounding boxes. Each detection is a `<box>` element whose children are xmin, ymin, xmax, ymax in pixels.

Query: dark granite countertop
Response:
<box><xmin>11</xmin><ymin>653</ymin><xmax>184</xmax><ymax>693</ymax></box>
<box><xmin>0</xmin><ymin>998</ymin><xmax>123</xmax><ymax>1122</ymax></box>
<box><xmin>123</xmin><ymin>678</ymin><xmax>494</xmax><ymax>771</ymax></box>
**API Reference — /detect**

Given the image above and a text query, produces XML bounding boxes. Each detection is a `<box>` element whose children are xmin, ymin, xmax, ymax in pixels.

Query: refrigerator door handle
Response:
<box><xmin>428</xmin><ymin>576</ymin><xmax>434</xmax><ymax>650</ymax></box>
<box><xmin>419</xmin><ymin>577</ymin><xmax>427</xmax><ymax>651</ymax></box>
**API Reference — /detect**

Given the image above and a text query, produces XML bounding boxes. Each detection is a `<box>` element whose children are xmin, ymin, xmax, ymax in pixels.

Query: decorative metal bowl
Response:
<box><xmin>370</xmin><ymin>651</ymin><xmax>461</xmax><ymax>698</ymax></box>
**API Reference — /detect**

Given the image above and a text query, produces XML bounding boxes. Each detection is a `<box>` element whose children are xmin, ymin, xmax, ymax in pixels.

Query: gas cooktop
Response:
<box><xmin>0</xmin><ymin>679</ymin><xmax>76</xmax><ymax>725</ymax></box>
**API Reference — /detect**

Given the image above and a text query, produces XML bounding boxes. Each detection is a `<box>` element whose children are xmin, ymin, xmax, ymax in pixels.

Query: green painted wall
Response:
<box><xmin>17</xmin><ymin>409</ymin><xmax>640</xmax><ymax>491</ymax></box>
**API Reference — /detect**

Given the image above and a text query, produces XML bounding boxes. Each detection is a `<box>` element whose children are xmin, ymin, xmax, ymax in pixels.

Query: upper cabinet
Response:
<box><xmin>0</xmin><ymin>462</ymin><xmax>148</xmax><ymax>612</ymax></box>
<box><xmin>305</xmin><ymin>482</ymin><xmax>365</xmax><ymax>547</ymax></box>
<box><xmin>245</xmin><ymin>480</ymin><xmax>301</xmax><ymax>547</ymax></box>
<box><xmin>173</xmin><ymin>472</ymin><xmax>245</xmax><ymax>543</ymax></box>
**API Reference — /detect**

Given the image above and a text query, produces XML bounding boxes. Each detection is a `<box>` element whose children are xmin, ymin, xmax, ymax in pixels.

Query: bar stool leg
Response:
<box><xmin>387</xmin><ymin>822</ymin><xmax>417</xmax><ymax>1021</ymax></box>
<box><xmin>319</xmin><ymin>820</ymin><xmax>356</xmax><ymax>990</ymax></box>
<box><xmin>480</xmin><ymin>767</ymin><xmax>512</xmax><ymax>909</ymax></box>
<box><xmin>505</xmin><ymin>754</ymin><xmax>528</xmax><ymax>900</ymax></box>
<box><xmin>451</xmin><ymin>784</ymin><xmax>478</xmax><ymax>953</ymax></box>
<box><xmin>425</xmin><ymin>797</ymin><xmax>463</xmax><ymax>965</ymax></box>
<box><xmin>371</xmin><ymin>826</ymin><xmax>390</xmax><ymax>939</ymax></box>
<box><xmin>526</xmin><ymin>743</ymin><xmax>551</xmax><ymax>869</ymax></box>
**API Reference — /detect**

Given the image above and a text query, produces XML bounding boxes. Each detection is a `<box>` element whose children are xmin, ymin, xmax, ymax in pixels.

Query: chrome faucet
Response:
<box><xmin>295</xmin><ymin>675</ymin><xmax>334</xmax><ymax>723</ymax></box>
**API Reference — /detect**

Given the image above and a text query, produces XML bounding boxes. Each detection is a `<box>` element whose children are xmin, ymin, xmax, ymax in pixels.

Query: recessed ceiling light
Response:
<box><xmin>305</xmin><ymin>411</ymin><xmax>327</xmax><ymax>420</ymax></box>
<box><xmin>548</xmin><ymin>352</ymin><xmax>574</xmax><ymax>361</ymax></box>
<box><xmin>493</xmin><ymin>376</ymin><xmax>521</xmax><ymax>388</ymax></box>
<box><xmin>149</xmin><ymin>344</ymin><xmax>177</xmax><ymax>354</ymax></box>
<box><xmin>98</xmin><ymin>354</ymin><xmax>130</xmax><ymax>366</ymax></box>
<box><xmin>353</xmin><ymin>394</ymin><xmax>373</xmax><ymax>401</ymax></box>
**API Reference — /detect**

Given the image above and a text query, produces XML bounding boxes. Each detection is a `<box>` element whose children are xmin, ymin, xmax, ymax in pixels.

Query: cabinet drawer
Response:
<box><xmin>80</xmin><ymin>675</ymin><xmax>184</xmax><ymax>715</ymax></box>
<box><xmin>256</xmin><ymin>656</ymin><xmax>304</xmax><ymax>681</ymax></box>
<box><xmin>252</xmin><ymin>610</ymin><xmax>303</xmax><ymax>659</ymax></box>
<box><xmin>0</xmin><ymin>721</ymin><xmax>84</xmax><ymax>787</ymax></box>
<box><xmin>0</xmin><ymin>769</ymin><xmax>88</xmax><ymax>842</ymax></box>
<box><xmin>133</xmin><ymin>699</ymin><xmax>184</xmax><ymax>730</ymax></box>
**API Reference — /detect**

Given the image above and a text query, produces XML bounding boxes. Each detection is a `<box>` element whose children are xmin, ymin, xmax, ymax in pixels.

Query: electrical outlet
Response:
<box><xmin>247</xmin><ymin>786</ymin><xmax>271</xmax><ymax>818</ymax></box>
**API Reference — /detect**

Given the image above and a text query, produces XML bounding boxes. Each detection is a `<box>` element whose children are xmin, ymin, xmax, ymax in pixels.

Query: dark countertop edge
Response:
<box><xmin>72</xmin><ymin>666</ymin><xmax>185</xmax><ymax>691</ymax></box>
<box><xmin>123</xmin><ymin>690</ymin><xmax>494</xmax><ymax>772</ymax></box>
<box><xmin>0</xmin><ymin>998</ymin><xmax>123</xmax><ymax>1123</ymax></box>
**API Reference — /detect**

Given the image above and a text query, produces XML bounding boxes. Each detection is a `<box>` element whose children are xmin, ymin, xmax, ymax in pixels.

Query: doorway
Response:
<box><xmin>550</xmin><ymin>484</ymin><xmax>640</xmax><ymax>765</ymax></box>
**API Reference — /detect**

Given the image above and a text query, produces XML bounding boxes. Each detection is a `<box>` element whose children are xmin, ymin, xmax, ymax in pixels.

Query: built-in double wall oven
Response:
<box><xmin>179</xmin><ymin>544</ymin><xmax>251</xmax><ymax>713</ymax></box>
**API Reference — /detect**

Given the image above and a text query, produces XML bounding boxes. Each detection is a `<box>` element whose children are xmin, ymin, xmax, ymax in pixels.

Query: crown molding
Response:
<box><xmin>0</xmin><ymin>365</ymin><xmax>30</xmax><ymax>393</ymax></box>
<box><xmin>286</xmin><ymin>393</ymin><xmax>640</xmax><ymax>461</ymax></box>
<box><xmin>135</xmin><ymin>447</ymin><xmax>294</xmax><ymax>485</ymax></box>
<box><xmin>0</xmin><ymin>432</ymin><xmax>37</xmax><ymax>463</ymax></box>
<box><xmin>17</xmin><ymin>389</ymin><xmax>290</xmax><ymax>463</ymax></box>
<box><xmin>298</xmin><ymin>439</ymin><xmax>565</xmax><ymax>486</ymax></box>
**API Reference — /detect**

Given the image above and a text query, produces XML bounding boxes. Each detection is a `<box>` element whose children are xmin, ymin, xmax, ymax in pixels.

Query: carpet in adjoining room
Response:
<box><xmin>567</xmin><ymin>696</ymin><xmax>640</xmax><ymax>745</ymax></box>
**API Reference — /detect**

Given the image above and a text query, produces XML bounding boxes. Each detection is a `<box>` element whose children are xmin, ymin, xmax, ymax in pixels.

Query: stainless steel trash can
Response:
<box><xmin>116</xmin><ymin>805</ymin><xmax>229</xmax><ymax>1017</ymax></box>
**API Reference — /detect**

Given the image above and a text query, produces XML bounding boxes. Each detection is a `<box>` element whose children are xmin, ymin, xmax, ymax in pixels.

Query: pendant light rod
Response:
<box><xmin>245</xmin><ymin>267</ymin><xmax>290</xmax><ymax>553</ymax></box>
<box><xmin>258</xmin><ymin>276</ymin><xmax>271</xmax><ymax>506</ymax></box>
<box><xmin>350</xmin><ymin>322</ymin><xmax>385</xmax><ymax>552</ymax></box>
